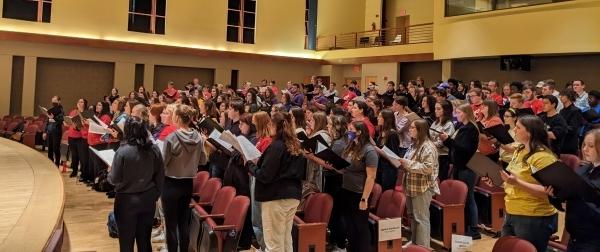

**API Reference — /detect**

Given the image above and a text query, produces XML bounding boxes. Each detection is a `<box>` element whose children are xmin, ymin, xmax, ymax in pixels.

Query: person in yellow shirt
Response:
<box><xmin>500</xmin><ymin>115</ymin><xmax>558</xmax><ymax>252</ymax></box>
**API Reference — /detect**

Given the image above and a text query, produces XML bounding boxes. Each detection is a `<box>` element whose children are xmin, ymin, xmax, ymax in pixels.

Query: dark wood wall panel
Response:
<box><xmin>451</xmin><ymin>55</ymin><xmax>600</xmax><ymax>89</ymax></box>
<box><xmin>153</xmin><ymin>65</ymin><xmax>214</xmax><ymax>91</ymax></box>
<box><xmin>35</xmin><ymin>58</ymin><xmax>114</xmax><ymax>110</ymax></box>
<box><xmin>10</xmin><ymin>56</ymin><xmax>24</xmax><ymax>115</ymax></box>
<box><xmin>400</xmin><ymin>61</ymin><xmax>442</xmax><ymax>86</ymax></box>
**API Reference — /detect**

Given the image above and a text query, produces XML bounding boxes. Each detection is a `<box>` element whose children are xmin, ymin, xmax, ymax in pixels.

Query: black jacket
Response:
<box><xmin>540</xmin><ymin>113</ymin><xmax>568</xmax><ymax>155</ymax></box>
<box><xmin>559</xmin><ymin>104</ymin><xmax>584</xmax><ymax>155</ymax></box>
<box><xmin>565</xmin><ymin>163</ymin><xmax>600</xmax><ymax>242</ymax></box>
<box><xmin>45</xmin><ymin>105</ymin><xmax>64</xmax><ymax>134</ymax></box>
<box><xmin>443</xmin><ymin>122</ymin><xmax>479</xmax><ymax>171</ymax></box>
<box><xmin>250</xmin><ymin>139</ymin><xmax>306</xmax><ymax>202</ymax></box>
<box><xmin>223</xmin><ymin>133</ymin><xmax>257</xmax><ymax>197</ymax></box>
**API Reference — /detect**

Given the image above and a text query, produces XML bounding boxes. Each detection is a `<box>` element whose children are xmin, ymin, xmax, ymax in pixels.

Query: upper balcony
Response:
<box><xmin>315</xmin><ymin>23</ymin><xmax>433</xmax><ymax>51</ymax></box>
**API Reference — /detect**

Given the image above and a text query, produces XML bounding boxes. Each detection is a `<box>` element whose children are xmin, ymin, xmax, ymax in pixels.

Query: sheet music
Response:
<box><xmin>237</xmin><ymin>135</ymin><xmax>262</xmax><ymax>161</ymax></box>
<box><xmin>94</xmin><ymin>115</ymin><xmax>110</xmax><ymax>128</ymax></box>
<box><xmin>333</xmin><ymin>97</ymin><xmax>340</xmax><ymax>103</ymax></box>
<box><xmin>209</xmin><ymin>129</ymin><xmax>233</xmax><ymax>151</ymax></box>
<box><xmin>89</xmin><ymin>147</ymin><xmax>115</xmax><ymax>166</ymax></box>
<box><xmin>87</xmin><ymin>119</ymin><xmax>110</xmax><ymax>134</ymax></box>
<box><xmin>38</xmin><ymin>106</ymin><xmax>48</xmax><ymax>116</ymax></box>
<box><xmin>382</xmin><ymin>146</ymin><xmax>401</xmax><ymax>160</ymax></box>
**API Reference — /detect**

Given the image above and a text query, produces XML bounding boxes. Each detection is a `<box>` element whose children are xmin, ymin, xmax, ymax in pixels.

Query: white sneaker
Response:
<box><xmin>151</xmin><ymin>232</ymin><xmax>165</xmax><ymax>243</ymax></box>
<box><xmin>331</xmin><ymin>246</ymin><xmax>346</xmax><ymax>252</ymax></box>
<box><xmin>151</xmin><ymin>228</ymin><xmax>162</xmax><ymax>237</ymax></box>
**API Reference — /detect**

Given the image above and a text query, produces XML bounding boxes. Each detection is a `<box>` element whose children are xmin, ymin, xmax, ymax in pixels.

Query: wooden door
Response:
<box><xmin>395</xmin><ymin>15</ymin><xmax>410</xmax><ymax>44</ymax></box>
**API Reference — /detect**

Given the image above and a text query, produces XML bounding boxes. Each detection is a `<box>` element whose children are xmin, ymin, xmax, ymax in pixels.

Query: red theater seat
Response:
<box><xmin>293</xmin><ymin>192</ymin><xmax>333</xmax><ymax>252</ymax></box>
<box><xmin>190</xmin><ymin>186</ymin><xmax>236</xmax><ymax>252</ymax></box>
<box><xmin>474</xmin><ymin>177</ymin><xmax>505</xmax><ymax>233</ymax></box>
<box><xmin>368</xmin><ymin>189</ymin><xmax>406</xmax><ymax>252</ymax></box>
<box><xmin>199</xmin><ymin>196</ymin><xmax>250</xmax><ymax>252</ymax></box>
<box><xmin>492</xmin><ymin>236</ymin><xmax>536</xmax><ymax>252</ymax></box>
<box><xmin>192</xmin><ymin>178</ymin><xmax>221</xmax><ymax>206</ymax></box>
<box><xmin>370</xmin><ymin>183</ymin><xmax>383</xmax><ymax>212</ymax></box>
<box><xmin>430</xmin><ymin>179</ymin><xmax>467</xmax><ymax>249</ymax></box>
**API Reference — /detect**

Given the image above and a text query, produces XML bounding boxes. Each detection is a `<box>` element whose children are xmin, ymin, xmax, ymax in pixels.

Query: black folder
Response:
<box><xmin>483</xmin><ymin>124</ymin><xmax>514</xmax><ymax>145</ymax></box>
<box><xmin>300</xmin><ymin>134</ymin><xmax>329</xmax><ymax>152</ymax></box>
<box><xmin>198</xmin><ymin>117</ymin><xmax>223</xmax><ymax>133</ymax></box>
<box><xmin>532</xmin><ymin>161</ymin><xmax>600</xmax><ymax>205</ymax></box>
<box><xmin>315</xmin><ymin>148</ymin><xmax>351</xmax><ymax>170</ymax></box>
<box><xmin>466</xmin><ymin>152</ymin><xmax>505</xmax><ymax>187</ymax></box>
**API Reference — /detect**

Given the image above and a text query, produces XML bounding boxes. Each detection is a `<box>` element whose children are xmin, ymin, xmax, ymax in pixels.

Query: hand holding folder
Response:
<box><xmin>531</xmin><ymin>161</ymin><xmax>600</xmax><ymax>205</ymax></box>
<box><xmin>314</xmin><ymin>142</ymin><xmax>350</xmax><ymax>170</ymax></box>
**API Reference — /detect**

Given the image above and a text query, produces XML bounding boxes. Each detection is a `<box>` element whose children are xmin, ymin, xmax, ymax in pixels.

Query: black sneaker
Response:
<box><xmin>69</xmin><ymin>173</ymin><xmax>77</xmax><ymax>178</ymax></box>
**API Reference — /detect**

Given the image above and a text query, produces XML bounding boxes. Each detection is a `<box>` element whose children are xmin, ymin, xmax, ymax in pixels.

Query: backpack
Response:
<box><xmin>93</xmin><ymin>170</ymin><xmax>114</xmax><ymax>192</ymax></box>
<box><xmin>107</xmin><ymin>211</ymin><xmax>119</xmax><ymax>238</ymax></box>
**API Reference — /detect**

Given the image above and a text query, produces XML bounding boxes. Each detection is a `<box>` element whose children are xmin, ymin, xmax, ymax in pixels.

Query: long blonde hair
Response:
<box><xmin>456</xmin><ymin>103</ymin><xmax>479</xmax><ymax>133</ymax></box>
<box><xmin>253</xmin><ymin>111</ymin><xmax>272</xmax><ymax>139</ymax></box>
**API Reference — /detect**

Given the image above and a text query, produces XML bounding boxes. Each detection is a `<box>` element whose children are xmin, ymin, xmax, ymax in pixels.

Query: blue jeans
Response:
<box><xmin>567</xmin><ymin>237</ymin><xmax>600</xmax><ymax>252</ymax></box>
<box><xmin>502</xmin><ymin>213</ymin><xmax>558</xmax><ymax>252</ymax></box>
<box><xmin>456</xmin><ymin>168</ymin><xmax>479</xmax><ymax>235</ymax></box>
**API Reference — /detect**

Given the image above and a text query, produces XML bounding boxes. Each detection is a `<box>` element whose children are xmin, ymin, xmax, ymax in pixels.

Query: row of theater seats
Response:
<box><xmin>0</xmin><ymin>114</ymin><xmax>47</xmax><ymax>148</ymax></box>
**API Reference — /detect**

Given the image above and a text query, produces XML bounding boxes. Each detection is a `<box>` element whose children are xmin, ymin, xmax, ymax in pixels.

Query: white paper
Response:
<box><xmin>94</xmin><ymin>115</ymin><xmax>110</xmax><ymax>128</ymax></box>
<box><xmin>38</xmin><ymin>106</ymin><xmax>48</xmax><ymax>116</ymax></box>
<box><xmin>378</xmin><ymin>218</ymin><xmax>402</xmax><ymax>241</ymax></box>
<box><xmin>382</xmin><ymin>146</ymin><xmax>401</xmax><ymax>160</ymax></box>
<box><xmin>155</xmin><ymin>140</ymin><xmax>165</xmax><ymax>154</ymax></box>
<box><xmin>89</xmin><ymin>147</ymin><xmax>115</xmax><ymax>166</ymax></box>
<box><xmin>87</xmin><ymin>119</ymin><xmax>110</xmax><ymax>134</ymax></box>
<box><xmin>333</xmin><ymin>97</ymin><xmax>340</xmax><ymax>103</ymax></box>
<box><xmin>451</xmin><ymin>234</ymin><xmax>473</xmax><ymax>252</ymax></box>
<box><xmin>237</xmin><ymin>135</ymin><xmax>262</xmax><ymax>161</ymax></box>
<box><xmin>209</xmin><ymin>129</ymin><xmax>233</xmax><ymax>151</ymax></box>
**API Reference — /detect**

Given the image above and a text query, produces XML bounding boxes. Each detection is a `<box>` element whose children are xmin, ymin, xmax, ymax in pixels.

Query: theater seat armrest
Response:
<box><xmin>368</xmin><ymin>213</ymin><xmax>381</xmax><ymax>222</ymax></box>
<box><xmin>548</xmin><ymin>241</ymin><xmax>567</xmax><ymax>251</ymax></box>
<box><xmin>431</xmin><ymin>199</ymin><xmax>445</xmax><ymax>207</ymax></box>
<box><xmin>199</xmin><ymin>214</ymin><xmax>225</xmax><ymax>220</ymax></box>
<box><xmin>293</xmin><ymin>215</ymin><xmax>306</xmax><ymax>225</ymax></box>
<box><xmin>188</xmin><ymin>201</ymin><xmax>211</xmax><ymax>208</ymax></box>
<box><xmin>294</xmin><ymin>222</ymin><xmax>326</xmax><ymax>230</ymax></box>
<box><xmin>213</xmin><ymin>225</ymin><xmax>236</xmax><ymax>231</ymax></box>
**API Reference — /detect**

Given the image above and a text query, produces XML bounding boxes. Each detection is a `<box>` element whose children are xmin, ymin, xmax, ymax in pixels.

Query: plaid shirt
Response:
<box><xmin>403</xmin><ymin>141</ymin><xmax>440</xmax><ymax>197</ymax></box>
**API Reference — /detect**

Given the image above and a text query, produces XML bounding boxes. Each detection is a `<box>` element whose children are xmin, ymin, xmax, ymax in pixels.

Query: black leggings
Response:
<box><xmin>47</xmin><ymin>131</ymin><xmax>62</xmax><ymax>166</ymax></box>
<box><xmin>68</xmin><ymin>137</ymin><xmax>88</xmax><ymax>175</ymax></box>
<box><xmin>162</xmin><ymin>177</ymin><xmax>193</xmax><ymax>252</ymax></box>
<box><xmin>339</xmin><ymin>188</ymin><xmax>370</xmax><ymax>252</ymax></box>
<box><xmin>114</xmin><ymin>188</ymin><xmax>158</xmax><ymax>252</ymax></box>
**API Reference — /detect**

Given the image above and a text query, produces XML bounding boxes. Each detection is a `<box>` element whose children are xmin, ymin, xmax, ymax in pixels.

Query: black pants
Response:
<box><xmin>89</xmin><ymin>143</ymin><xmax>109</xmax><ymax>179</ymax></box>
<box><xmin>456</xmin><ymin>168</ymin><xmax>480</xmax><ymax>236</ymax></box>
<box><xmin>114</xmin><ymin>188</ymin><xmax>159</xmax><ymax>252</ymax></box>
<box><xmin>162</xmin><ymin>177</ymin><xmax>193</xmax><ymax>252</ymax></box>
<box><xmin>47</xmin><ymin>131</ymin><xmax>62</xmax><ymax>167</ymax></box>
<box><xmin>339</xmin><ymin>189</ymin><xmax>370</xmax><ymax>252</ymax></box>
<box><xmin>327</xmin><ymin>174</ymin><xmax>346</xmax><ymax>248</ymax></box>
<box><xmin>68</xmin><ymin>137</ymin><xmax>88</xmax><ymax>176</ymax></box>
<box><xmin>438</xmin><ymin>155</ymin><xmax>451</xmax><ymax>181</ymax></box>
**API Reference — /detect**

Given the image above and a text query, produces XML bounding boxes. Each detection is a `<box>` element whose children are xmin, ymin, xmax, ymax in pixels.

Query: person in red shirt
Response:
<box><xmin>268</xmin><ymin>81</ymin><xmax>280</xmax><ymax>97</ymax></box>
<box><xmin>163</xmin><ymin>81</ymin><xmax>180</xmax><ymax>100</ymax></box>
<box><xmin>468</xmin><ymin>88</ymin><xmax>485</xmax><ymax>121</ymax></box>
<box><xmin>66</xmin><ymin>98</ymin><xmax>87</xmax><ymax>178</ymax></box>
<box><xmin>86</xmin><ymin>101</ymin><xmax>112</xmax><ymax>184</ymax></box>
<box><xmin>351</xmin><ymin>100</ymin><xmax>375</xmax><ymax>138</ymax></box>
<box><xmin>487</xmin><ymin>80</ymin><xmax>504</xmax><ymax>106</ymax></box>
<box><xmin>523</xmin><ymin>85</ymin><xmax>543</xmax><ymax>114</ymax></box>
<box><xmin>342</xmin><ymin>86</ymin><xmax>358</xmax><ymax>109</ymax></box>
<box><xmin>158</xmin><ymin>104</ymin><xmax>178</xmax><ymax>140</ymax></box>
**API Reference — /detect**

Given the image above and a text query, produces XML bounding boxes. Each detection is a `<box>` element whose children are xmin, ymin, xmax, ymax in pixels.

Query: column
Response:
<box><xmin>0</xmin><ymin>55</ymin><xmax>12</xmax><ymax>116</ymax></box>
<box><xmin>113</xmin><ymin>62</ymin><xmax>136</xmax><ymax>93</ymax></box>
<box><xmin>442</xmin><ymin>59</ymin><xmax>452</xmax><ymax>82</ymax></box>
<box><xmin>21</xmin><ymin>56</ymin><xmax>37</xmax><ymax>116</ymax></box>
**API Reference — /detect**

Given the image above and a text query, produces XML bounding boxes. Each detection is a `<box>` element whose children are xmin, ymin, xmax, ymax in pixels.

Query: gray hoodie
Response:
<box><xmin>163</xmin><ymin>129</ymin><xmax>207</xmax><ymax>178</ymax></box>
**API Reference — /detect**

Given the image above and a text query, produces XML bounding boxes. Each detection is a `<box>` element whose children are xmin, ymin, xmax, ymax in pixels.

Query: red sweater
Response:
<box><xmin>159</xmin><ymin>124</ymin><xmax>178</xmax><ymax>141</ymax></box>
<box><xmin>256</xmin><ymin>136</ymin><xmax>273</xmax><ymax>153</ymax></box>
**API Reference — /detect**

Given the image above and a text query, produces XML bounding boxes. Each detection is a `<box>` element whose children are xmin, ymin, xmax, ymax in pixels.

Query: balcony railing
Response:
<box><xmin>315</xmin><ymin>23</ymin><xmax>433</xmax><ymax>51</ymax></box>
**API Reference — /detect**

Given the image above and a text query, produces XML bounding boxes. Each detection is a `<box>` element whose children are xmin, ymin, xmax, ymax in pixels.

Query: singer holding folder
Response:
<box><xmin>87</xmin><ymin>101</ymin><xmax>112</xmax><ymax>183</ymax></box>
<box><xmin>439</xmin><ymin>104</ymin><xmax>481</xmax><ymax>239</ymax></box>
<box><xmin>546</xmin><ymin>129</ymin><xmax>600</xmax><ymax>251</ymax></box>
<box><xmin>499</xmin><ymin>115</ymin><xmax>558</xmax><ymax>252</ymax></box>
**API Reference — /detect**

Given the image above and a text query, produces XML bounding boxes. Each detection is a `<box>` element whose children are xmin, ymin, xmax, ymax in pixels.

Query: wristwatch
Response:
<box><xmin>360</xmin><ymin>198</ymin><xmax>367</xmax><ymax>202</ymax></box>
